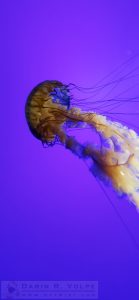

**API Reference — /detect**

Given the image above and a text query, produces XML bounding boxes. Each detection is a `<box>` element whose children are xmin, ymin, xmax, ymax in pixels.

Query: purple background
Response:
<box><xmin>1</xmin><ymin>1</ymin><xmax>139</xmax><ymax>299</ymax></box>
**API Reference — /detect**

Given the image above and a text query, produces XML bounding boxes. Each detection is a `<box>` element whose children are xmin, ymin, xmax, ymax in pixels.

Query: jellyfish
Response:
<box><xmin>25</xmin><ymin>73</ymin><xmax>139</xmax><ymax>208</ymax></box>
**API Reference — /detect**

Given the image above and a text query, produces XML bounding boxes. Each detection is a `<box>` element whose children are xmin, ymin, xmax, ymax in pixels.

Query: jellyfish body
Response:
<box><xmin>25</xmin><ymin>80</ymin><xmax>139</xmax><ymax>207</ymax></box>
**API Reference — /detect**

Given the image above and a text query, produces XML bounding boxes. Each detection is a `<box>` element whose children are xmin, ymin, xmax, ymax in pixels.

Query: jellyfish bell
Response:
<box><xmin>25</xmin><ymin>80</ymin><xmax>71</xmax><ymax>145</ymax></box>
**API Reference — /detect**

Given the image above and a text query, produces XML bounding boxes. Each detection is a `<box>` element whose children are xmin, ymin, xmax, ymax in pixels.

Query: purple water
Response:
<box><xmin>1</xmin><ymin>1</ymin><xmax>139</xmax><ymax>299</ymax></box>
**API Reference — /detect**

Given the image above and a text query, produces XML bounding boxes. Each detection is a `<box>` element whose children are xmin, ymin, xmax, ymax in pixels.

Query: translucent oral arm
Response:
<box><xmin>60</xmin><ymin>108</ymin><xmax>139</xmax><ymax>206</ymax></box>
<box><xmin>78</xmin><ymin>112</ymin><xmax>139</xmax><ymax>207</ymax></box>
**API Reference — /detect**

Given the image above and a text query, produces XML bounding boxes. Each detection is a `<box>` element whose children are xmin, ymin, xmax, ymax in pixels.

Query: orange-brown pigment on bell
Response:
<box><xmin>25</xmin><ymin>80</ymin><xmax>69</xmax><ymax>143</ymax></box>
